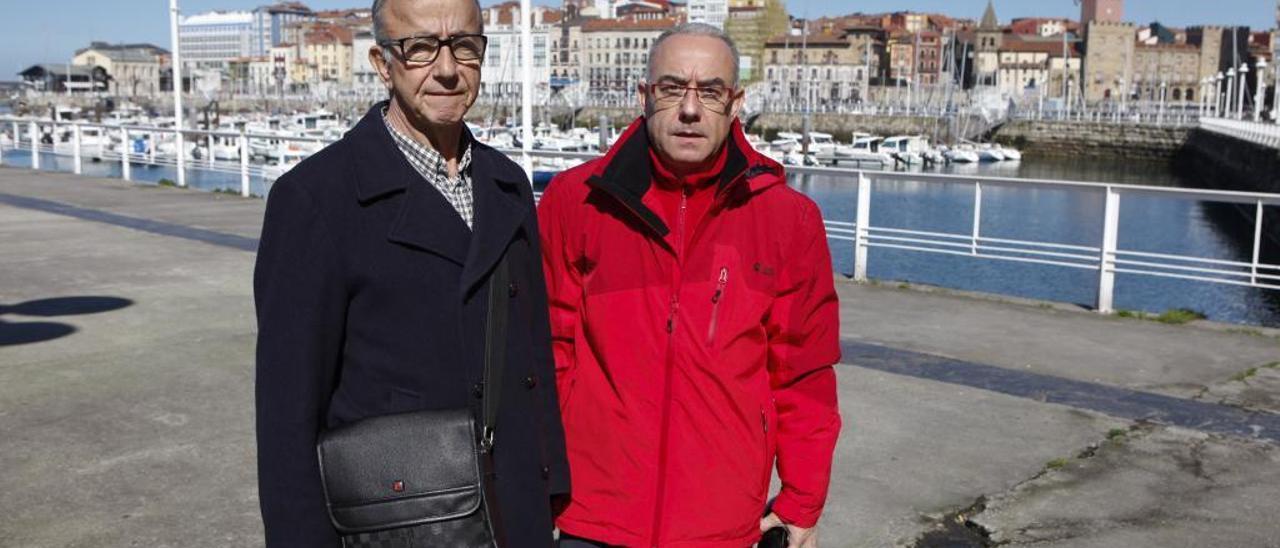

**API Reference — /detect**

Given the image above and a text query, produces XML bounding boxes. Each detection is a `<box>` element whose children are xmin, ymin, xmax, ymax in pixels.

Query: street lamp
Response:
<box><xmin>1158</xmin><ymin>80</ymin><xmax>1167</xmax><ymax>126</ymax></box>
<box><xmin>1215</xmin><ymin>72</ymin><xmax>1225</xmax><ymax>117</ymax></box>
<box><xmin>1236</xmin><ymin>62</ymin><xmax>1249</xmax><ymax>121</ymax></box>
<box><xmin>1226</xmin><ymin>68</ymin><xmax>1236</xmax><ymax>117</ymax></box>
<box><xmin>1254</xmin><ymin>58</ymin><xmax>1267</xmax><ymax>122</ymax></box>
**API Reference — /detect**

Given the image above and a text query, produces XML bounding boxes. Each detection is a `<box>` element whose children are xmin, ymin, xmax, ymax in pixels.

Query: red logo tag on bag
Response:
<box><xmin>391</xmin><ymin>480</ymin><xmax>405</xmax><ymax>492</ymax></box>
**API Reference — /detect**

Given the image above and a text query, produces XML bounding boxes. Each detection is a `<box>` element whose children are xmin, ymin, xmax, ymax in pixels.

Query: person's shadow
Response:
<box><xmin>0</xmin><ymin>297</ymin><xmax>134</xmax><ymax>347</ymax></box>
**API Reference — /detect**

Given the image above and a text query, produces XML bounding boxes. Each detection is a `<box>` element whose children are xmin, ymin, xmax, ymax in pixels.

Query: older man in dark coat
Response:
<box><xmin>253</xmin><ymin>0</ymin><xmax>569</xmax><ymax>545</ymax></box>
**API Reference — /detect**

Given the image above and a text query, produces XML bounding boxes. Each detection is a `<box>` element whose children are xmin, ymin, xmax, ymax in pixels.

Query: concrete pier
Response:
<box><xmin>2</xmin><ymin>167</ymin><xmax>1278</xmax><ymax>547</ymax></box>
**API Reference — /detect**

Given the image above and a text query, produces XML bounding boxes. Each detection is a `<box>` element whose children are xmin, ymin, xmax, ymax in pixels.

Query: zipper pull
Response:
<box><xmin>711</xmin><ymin>267</ymin><xmax>728</xmax><ymax>303</ymax></box>
<box><xmin>666</xmin><ymin>294</ymin><xmax>679</xmax><ymax>333</ymax></box>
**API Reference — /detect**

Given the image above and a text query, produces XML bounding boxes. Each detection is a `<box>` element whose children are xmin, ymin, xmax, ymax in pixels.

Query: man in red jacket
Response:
<box><xmin>538</xmin><ymin>22</ymin><xmax>841</xmax><ymax>548</ymax></box>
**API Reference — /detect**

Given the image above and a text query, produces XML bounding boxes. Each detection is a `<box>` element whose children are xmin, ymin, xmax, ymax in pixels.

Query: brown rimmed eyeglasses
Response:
<box><xmin>647</xmin><ymin>80</ymin><xmax>740</xmax><ymax>114</ymax></box>
<box><xmin>379</xmin><ymin>33</ymin><xmax>488</xmax><ymax>65</ymax></box>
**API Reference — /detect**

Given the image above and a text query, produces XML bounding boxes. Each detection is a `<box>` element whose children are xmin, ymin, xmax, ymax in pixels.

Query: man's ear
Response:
<box><xmin>369</xmin><ymin>46</ymin><xmax>393</xmax><ymax>91</ymax></box>
<box><xmin>637</xmin><ymin>81</ymin><xmax>650</xmax><ymax>116</ymax></box>
<box><xmin>728</xmin><ymin>87</ymin><xmax>745</xmax><ymax>121</ymax></box>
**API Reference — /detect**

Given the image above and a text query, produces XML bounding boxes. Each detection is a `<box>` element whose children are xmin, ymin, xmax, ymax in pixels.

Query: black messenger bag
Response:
<box><xmin>316</xmin><ymin>257</ymin><xmax>511</xmax><ymax>548</ymax></box>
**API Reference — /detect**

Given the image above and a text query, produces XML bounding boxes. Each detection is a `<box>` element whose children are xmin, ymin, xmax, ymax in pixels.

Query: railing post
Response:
<box><xmin>72</xmin><ymin>124</ymin><xmax>82</xmax><ymax>175</ymax></box>
<box><xmin>29</xmin><ymin>121</ymin><xmax>39</xmax><ymax>170</ymax></box>
<box><xmin>1252</xmin><ymin>200</ymin><xmax>1263</xmax><ymax>285</ymax></box>
<box><xmin>147</xmin><ymin>131</ymin><xmax>156</xmax><ymax>166</ymax></box>
<box><xmin>854</xmin><ymin>171</ymin><xmax>871</xmax><ymax>282</ymax></box>
<box><xmin>176</xmin><ymin>129</ymin><xmax>186</xmax><ymax>187</ymax></box>
<box><xmin>120</xmin><ymin>127</ymin><xmax>131</xmax><ymax>182</ymax></box>
<box><xmin>971</xmin><ymin>182</ymin><xmax>982</xmax><ymax>255</ymax></box>
<box><xmin>1096</xmin><ymin>186</ymin><xmax>1120</xmax><ymax>314</ymax></box>
<box><xmin>239</xmin><ymin>129</ymin><xmax>250</xmax><ymax>197</ymax></box>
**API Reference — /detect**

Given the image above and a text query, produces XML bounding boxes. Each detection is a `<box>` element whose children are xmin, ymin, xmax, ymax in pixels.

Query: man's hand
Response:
<box><xmin>760</xmin><ymin>512</ymin><xmax>817</xmax><ymax>548</ymax></box>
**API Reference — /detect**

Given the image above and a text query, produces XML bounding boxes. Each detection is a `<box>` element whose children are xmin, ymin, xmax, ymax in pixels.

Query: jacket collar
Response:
<box><xmin>346</xmin><ymin>101</ymin><xmax>530</xmax><ymax>297</ymax></box>
<box><xmin>585</xmin><ymin>116</ymin><xmax>782</xmax><ymax>237</ymax></box>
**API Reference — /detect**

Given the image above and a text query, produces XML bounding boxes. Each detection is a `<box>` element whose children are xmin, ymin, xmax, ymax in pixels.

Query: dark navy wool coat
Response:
<box><xmin>254</xmin><ymin>102</ymin><xmax>569</xmax><ymax>547</ymax></box>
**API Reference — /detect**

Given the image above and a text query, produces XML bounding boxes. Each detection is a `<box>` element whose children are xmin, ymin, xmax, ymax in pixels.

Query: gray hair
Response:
<box><xmin>647</xmin><ymin>22</ymin><xmax>741</xmax><ymax>85</ymax></box>
<box><xmin>372</xmin><ymin>0</ymin><xmax>484</xmax><ymax>42</ymax></box>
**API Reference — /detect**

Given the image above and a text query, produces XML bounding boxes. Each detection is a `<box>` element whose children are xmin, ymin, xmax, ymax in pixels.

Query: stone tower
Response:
<box><xmin>1081</xmin><ymin>0</ymin><xmax>1123</xmax><ymax>25</ymax></box>
<box><xmin>973</xmin><ymin>0</ymin><xmax>1002</xmax><ymax>86</ymax></box>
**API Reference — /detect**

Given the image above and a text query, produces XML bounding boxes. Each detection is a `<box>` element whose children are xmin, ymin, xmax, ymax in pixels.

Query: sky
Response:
<box><xmin>1</xmin><ymin>0</ymin><xmax>1275</xmax><ymax>78</ymax></box>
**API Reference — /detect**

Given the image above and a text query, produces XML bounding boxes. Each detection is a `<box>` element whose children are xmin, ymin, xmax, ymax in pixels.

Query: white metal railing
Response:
<box><xmin>1199</xmin><ymin>117</ymin><xmax>1280</xmax><ymax>149</ymax></box>
<box><xmin>0</xmin><ymin>116</ymin><xmax>335</xmax><ymax>197</ymax></box>
<box><xmin>7</xmin><ymin>117</ymin><xmax>1280</xmax><ymax>315</ymax></box>
<box><xmin>783</xmin><ymin>164</ymin><xmax>1280</xmax><ymax>314</ymax></box>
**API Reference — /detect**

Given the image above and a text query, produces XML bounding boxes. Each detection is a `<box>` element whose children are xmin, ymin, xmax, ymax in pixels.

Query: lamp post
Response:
<box><xmin>1226</xmin><ymin>68</ymin><xmax>1236</xmax><ymax>117</ymax></box>
<box><xmin>1215</xmin><ymin>72</ymin><xmax>1225</xmax><ymax>117</ymax></box>
<box><xmin>1236</xmin><ymin>62</ymin><xmax>1249</xmax><ymax>121</ymax></box>
<box><xmin>1199</xmin><ymin>77</ymin><xmax>1209</xmax><ymax>118</ymax></box>
<box><xmin>1158</xmin><ymin>80</ymin><xmax>1167</xmax><ymax>126</ymax></box>
<box><xmin>1254</xmin><ymin>58</ymin><xmax>1267</xmax><ymax>122</ymax></box>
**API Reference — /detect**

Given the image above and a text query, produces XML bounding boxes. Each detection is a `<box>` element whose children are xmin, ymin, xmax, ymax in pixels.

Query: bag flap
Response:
<box><xmin>317</xmin><ymin>408</ymin><xmax>483</xmax><ymax>533</ymax></box>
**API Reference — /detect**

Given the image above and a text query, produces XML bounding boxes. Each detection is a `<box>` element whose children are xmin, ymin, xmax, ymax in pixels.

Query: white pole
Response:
<box><xmin>170</xmin><ymin>0</ymin><xmax>186</xmax><ymax>187</ymax></box>
<box><xmin>29</xmin><ymin>121</ymin><xmax>39</xmax><ymax>170</ymax></box>
<box><xmin>1097</xmin><ymin>186</ymin><xmax>1120</xmax><ymax>314</ymax></box>
<box><xmin>121</xmin><ymin>127</ymin><xmax>131</xmax><ymax>181</ymax></box>
<box><xmin>72</xmin><ymin>124</ymin><xmax>82</xmax><ymax>174</ymax></box>
<box><xmin>1254</xmin><ymin>60</ymin><xmax>1266</xmax><ymax>122</ymax></box>
<box><xmin>240</xmin><ymin>129</ymin><xmax>250</xmax><ymax>197</ymax></box>
<box><xmin>519</xmin><ymin>0</ymin><xmax>533</xmax><ymax>181</ymax></box>
<box><xmin>853</xmin><ymin>171</ymin><xmax>870</xmax><ymax>282</ymax></box>
<box><xmin>1237</xmin><ymin>65</ymin><xmax>1249</xmax><ymax>120</ymax></box>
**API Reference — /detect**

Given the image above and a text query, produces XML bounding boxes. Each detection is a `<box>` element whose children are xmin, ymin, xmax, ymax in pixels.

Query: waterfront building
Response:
<box><xmin>250</xmin><ymin>2</ymin><xmax>315</xmax><ymax>58</ymax></box>
<box><xmin>995</xmin><ymin>36</ymin><xmax>1081</xmax><ymax>100</ymax></box>
<box><xmin>1082</xmin><ymin>20</ymin><xmax>1135</xmax><ymax>102</ymax></box>
<box><xmin>763</xmin><ymin>30</ymin><xmax>870</xmax><ymax>106</ymax></box>
<box><xmin>688</xmin><ymin>0</ymin><xmax>727</xmax><ymax>29</ymax></box>
<box><xmin>478</xmin><ymin>2</ymin><xmax>558</xmax><ymax>102</ymax></box>
<box><xmin>302</xmin><ymin>24</ymin><xmax>353</xmax><ymax>85</ymax></box>
<box><xmin>550</xmin><ymin>16</ymin><xmax>586</xmax><ymax>90</ymax></box>
<box><xmin>723</xmin><ymin>0</ymin><xmax>788</xmax><ymax>82</ymax></box>
<box><xmin>71</xmin><ymin>42</ymin><xmax>169</xmax><ymax>97</ymax></box>
<box><xmin>581</xmin><ymin>16</ymin><xmax>675</xmax><ymax>97</ymax></box>
<box><xmin>1132</xmin><ymin>43</ymin><xmax>1200</xmax><ymax>103</ymax></box>
<box><xmin>179</xmin><ymin>10</ymin><xmax>254</xmax><ymax>70</ymax></box>
<box><xmin>350</xmin><ymin>29</ymin><xmax>381</xmax><ymax>97</ymax></box>
<box><xmin>17</xmin><ymin>64</ymin><xmax>108</xmax><ymax>94</ymax></box>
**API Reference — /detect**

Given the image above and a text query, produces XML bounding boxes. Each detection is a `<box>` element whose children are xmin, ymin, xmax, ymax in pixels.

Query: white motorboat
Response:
<box><xmin>880</xmin><ymin>135</ymin><xmax>932</xmax><ymax>166</ymax></box>
<box><xmin>944</xmin><ymin>145</ymin><xmax>980</xmax><ymax>164</ymax></box>
<box><xmin>841</xmin><ymin>136</ymin><xmax>894</xmax><ymax>165</ymax></box>
<box><xmin>994</xmin><ymin>144</ymin><xmax>1022</xmax><ymax>161</ymax></box>
<box><xmin>977</xmin><ymin>146</ymin><xmax>1006</xmax><ymax>162</ymax></box>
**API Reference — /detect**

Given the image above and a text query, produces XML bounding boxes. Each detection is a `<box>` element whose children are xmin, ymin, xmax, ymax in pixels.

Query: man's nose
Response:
<box><xmin>432</xmin><ymin>45</ymin><xmax>459</xmax><ymax>83</ymax></box>
<box><xmin>678</xmin><ymin>88</ymin><xmax>702</xmax><ymax>123</ymax></box>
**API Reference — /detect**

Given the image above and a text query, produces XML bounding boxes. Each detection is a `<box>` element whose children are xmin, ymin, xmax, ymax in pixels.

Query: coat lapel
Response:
<box><xmin>348</xmin><ymin>102</ymin><xmax>471</xmax><ymax>265</ymax></box>
<box><xmin>458</xmin><ymin>144</ymin><xmax>530</xmax><ymax>297</ymax></box>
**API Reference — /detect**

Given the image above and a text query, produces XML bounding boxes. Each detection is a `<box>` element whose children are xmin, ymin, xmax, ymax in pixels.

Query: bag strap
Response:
<box><xmin>480</xmin><ymin>254</ymin><xmax>510</xmax><ymax>452</ymax></box>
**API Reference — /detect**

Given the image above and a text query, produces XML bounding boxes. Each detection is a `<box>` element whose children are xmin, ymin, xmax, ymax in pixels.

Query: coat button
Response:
<box><xmin>541</xmin><ymin>466</ymin><xmax>550</xmax><ymax>479</ymax></box>
<box><xmin>508</xmin><ymin>282</ymin><xmax>519</xmax><ymax>298</ymax></box>
<box><xmin>472</xmin><ymin>383</ymin><xmax>484</xmax><ymax>399</ymax></box>
<box><xmin>524</xmin><ymin>375</ymin><xmax>537</xmax><ymax>389</ymax></box>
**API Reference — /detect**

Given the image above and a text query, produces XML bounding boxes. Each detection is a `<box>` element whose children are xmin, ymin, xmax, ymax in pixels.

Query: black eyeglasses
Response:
<box><xmin>379</xmin><ymin>33</ymin><xmax>488</xmax><ymax>65</ymax></box>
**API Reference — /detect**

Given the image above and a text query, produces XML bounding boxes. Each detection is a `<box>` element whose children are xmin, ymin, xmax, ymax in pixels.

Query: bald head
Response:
<box><xmin>372</xmin><ymin>0</ymin><xmax>483</xmax><ymax>41</ymax></box>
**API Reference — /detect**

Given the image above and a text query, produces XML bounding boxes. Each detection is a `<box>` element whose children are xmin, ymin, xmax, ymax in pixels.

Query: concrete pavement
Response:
<box><xmin>1</xmin><ymin>167</ymin><xmax>1277</xmax><ymax>547</ymax></box>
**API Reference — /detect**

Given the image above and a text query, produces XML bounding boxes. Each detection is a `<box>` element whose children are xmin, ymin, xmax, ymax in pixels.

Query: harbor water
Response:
<box><xmin>4</xmin><ymin>146</ymin><xmax>1277</xmax><ymax>327</ymax></box>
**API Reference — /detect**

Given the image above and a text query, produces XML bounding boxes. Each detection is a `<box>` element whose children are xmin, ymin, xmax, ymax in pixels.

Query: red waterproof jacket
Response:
<box><xmin>538</xmin><ymin>117</ymin><xmax>841</xmax><ymax>547</ymax></box>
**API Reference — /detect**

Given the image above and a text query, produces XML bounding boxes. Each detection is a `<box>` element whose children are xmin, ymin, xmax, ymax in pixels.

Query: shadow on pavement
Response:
<box><xmin>0</xmin><ymin>296</ymin><xmax>133</xmax><ymax>347</ymax></box>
